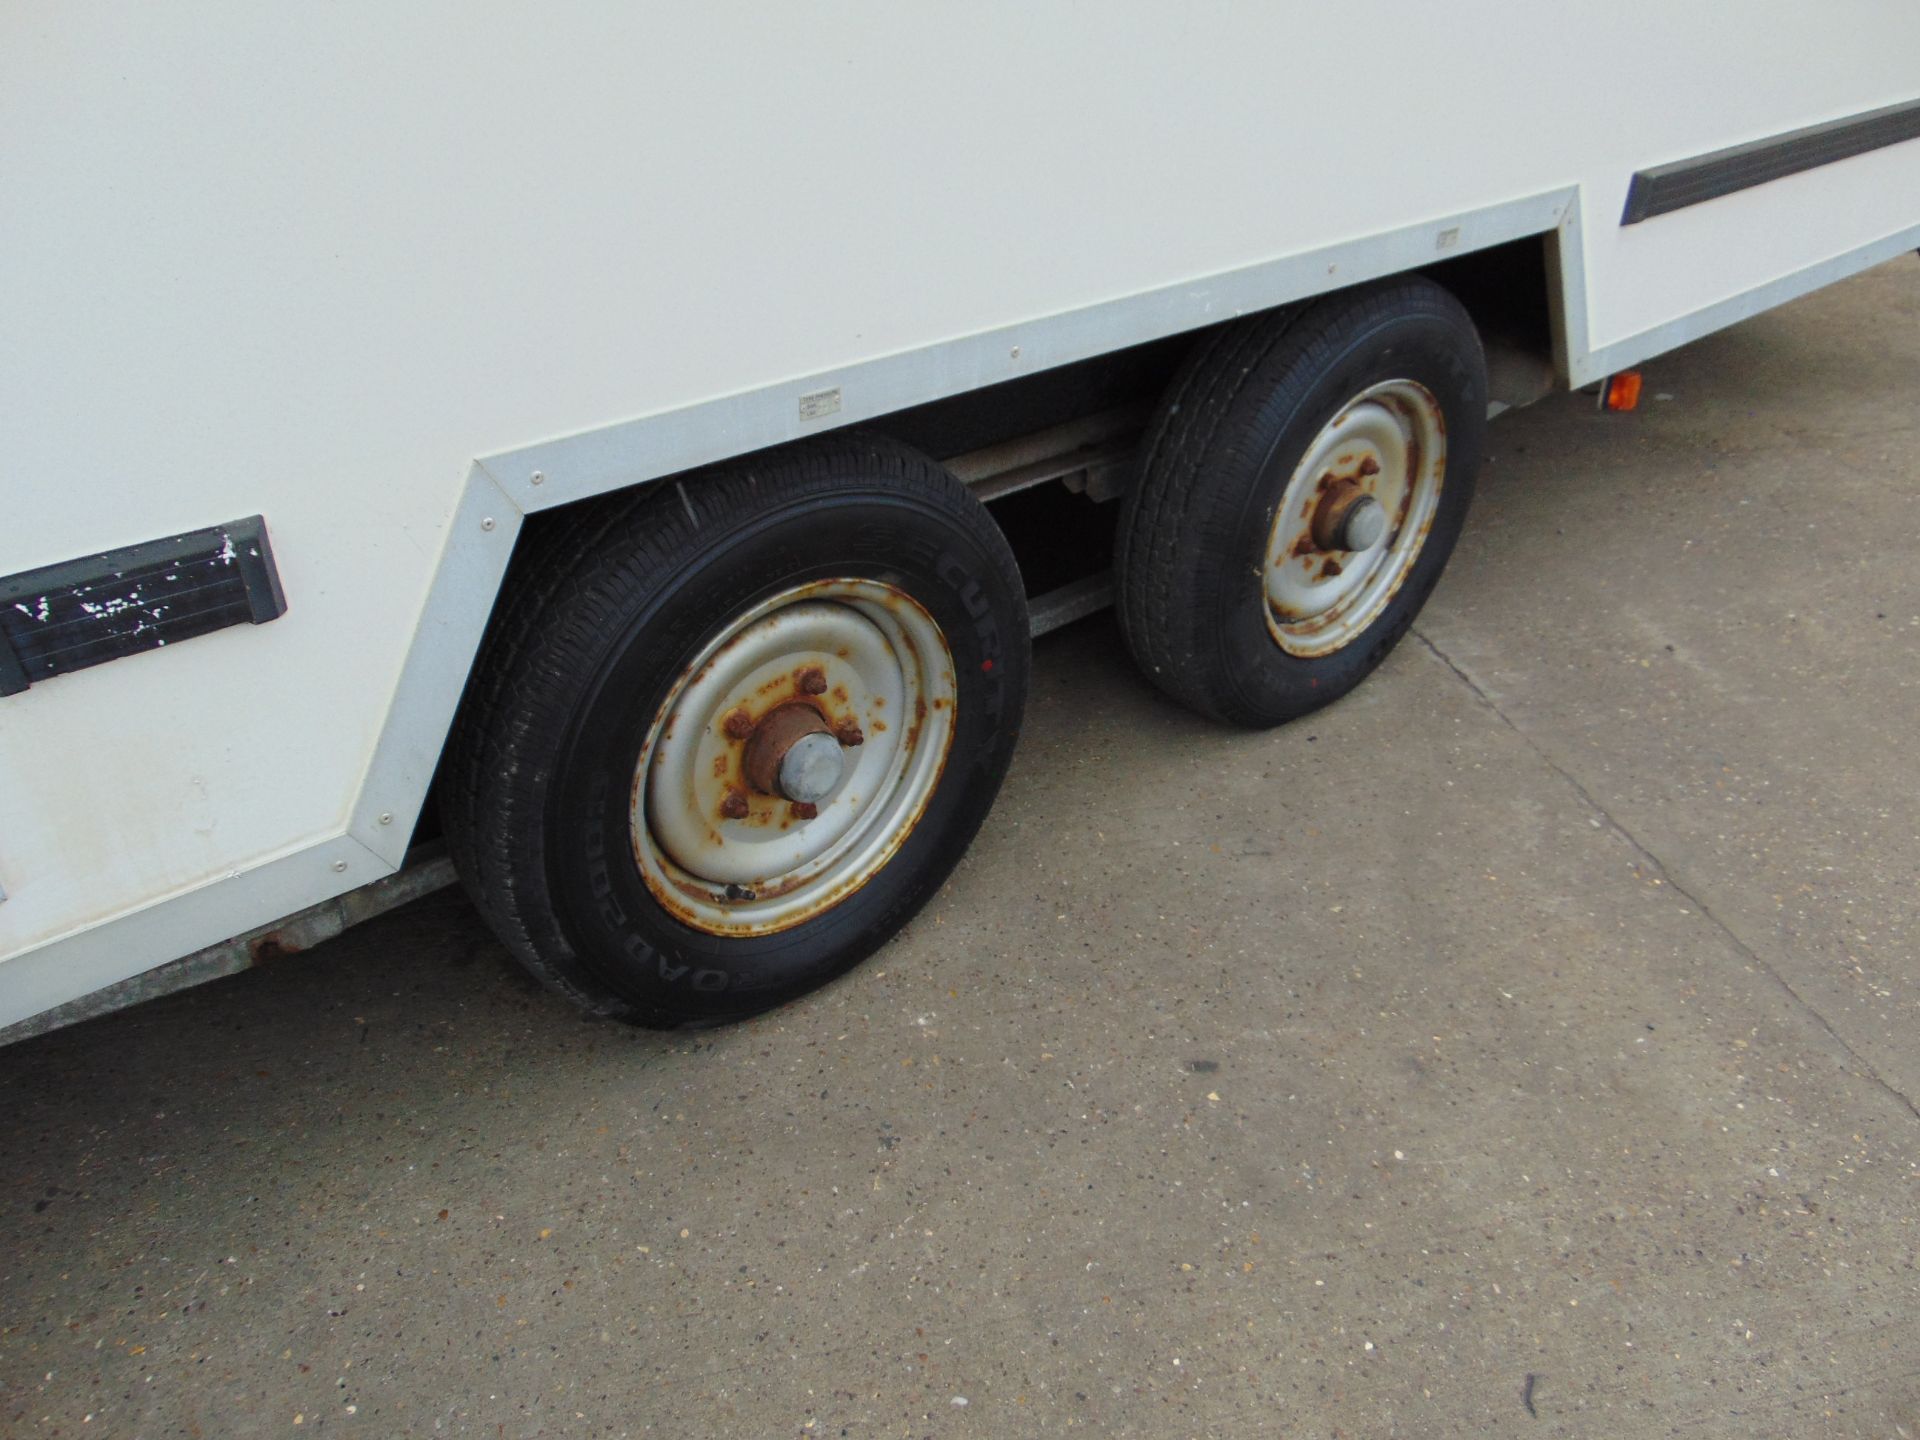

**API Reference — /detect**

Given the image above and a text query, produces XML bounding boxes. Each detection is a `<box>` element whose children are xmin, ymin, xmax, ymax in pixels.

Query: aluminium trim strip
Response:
<box><xmin>0</xmin><ymin>832</ymin><xmax>392</xmax><ymax>1031</ymax></box>
<box><xmin>478</xmin><ymin>190</ymin><xmax>1579</xmax><ymax>514</ymax></box>
<box><xmin>0</xmin><ymin>849</ymin><xmax>459</xmax><ymax>1045</ymax></box>
<box><xmin>346</xmin><ymin>465</ymin><xmax>522</xmax><ymax>866</ymax></box>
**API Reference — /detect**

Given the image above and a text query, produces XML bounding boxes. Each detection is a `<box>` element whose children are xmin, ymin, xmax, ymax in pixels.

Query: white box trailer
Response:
<box><xmin>4</xmin><ymin>5</ymin><xmax>1919</xmax><ymax>1036</ymax></box>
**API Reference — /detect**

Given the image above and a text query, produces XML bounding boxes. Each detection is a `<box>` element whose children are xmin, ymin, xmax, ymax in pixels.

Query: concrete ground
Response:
<box><xmin>4</xmin><ymin>259</ymin><xmax>1918</xmax><ymax>1439</ymax></box>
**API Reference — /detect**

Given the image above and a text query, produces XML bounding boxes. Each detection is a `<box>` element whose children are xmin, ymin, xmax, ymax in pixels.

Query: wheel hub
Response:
<box><xmin>740</xmin><ymin>701</ymin><xmax>852</xmax><ymax>804</ymax></box>
<box><xmin>630</xmin><ymin>581</ymin><xmax>957</xmax><ymax>936</ymax></box>
<box><xmin>1310</xmin><ymin>476</ymin><xmax>1389</xmax><ymax>553</ymax></box>
<box><xmin>1262</xmin><ymin>380</ymin><xmax>1447</xmax><ymax>657</ymax></box>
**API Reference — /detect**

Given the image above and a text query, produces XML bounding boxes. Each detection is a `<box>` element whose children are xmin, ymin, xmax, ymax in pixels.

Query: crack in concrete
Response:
<box><xmin>1412</xmin><ymin>627</ymin><xmax>1920</xmax><ymax>1124</ymax></box>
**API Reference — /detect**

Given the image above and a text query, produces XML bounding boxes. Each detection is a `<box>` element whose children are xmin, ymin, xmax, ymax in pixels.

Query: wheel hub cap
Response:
<box><xmin>1313</xmin><ymin>485</ymin><xmax>1388</xmax><ymax>553</ymax></box>
<box><xmin>776</xmin><ymin>730</ymin><xmax>845</xmax><ymax>804</ymax></box>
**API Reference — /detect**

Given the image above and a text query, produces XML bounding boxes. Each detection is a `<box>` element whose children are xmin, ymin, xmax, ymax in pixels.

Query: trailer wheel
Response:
<box><xmin>1114</xmin><ymin>278</ymin><xmax>1486</xmax><ymax>726</ymax></box>
<box><xmin>443</xmin><ymin>436</ymin><xmax>1028</xmax><ymax>1027</ymax></box>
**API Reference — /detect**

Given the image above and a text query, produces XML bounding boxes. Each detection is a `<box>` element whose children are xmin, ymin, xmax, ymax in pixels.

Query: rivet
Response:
<box><xmin>530</xmin><ymin>470</ymin><xmax>545</xmax><ymax>486</ymax></box>
<box><xmin>481</xmin><ymin>517</ymin><xmax>496</xmax><ymax>531</ymax></box>
<box><xmin>331</xmin><ymin>860</ymin><xmax>348</xmax><ymax>873</ymax></box>
<box><xmin>1010</xmin><ymin>345</ymin><xmax>1021</xmax><ymax>359</ymax></box>
<box><xmin>378</xmin><ymin>812</ymin><xmax>393</xmax><ymax>825</ymax></box>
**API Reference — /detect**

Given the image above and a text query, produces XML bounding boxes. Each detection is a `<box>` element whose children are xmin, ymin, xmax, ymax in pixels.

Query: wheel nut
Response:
<box><xmin>834</xmin><ymin>718</ymin><xmax>864</xmax><ymax>747</ymax></box>
<box><xmin>790</xmin><ymin>801</ymin><xmax>818</xmax><ymax>821</ymax></box>
<box><xmin>722</xmin><ymin>709</ymin><xmax>754</xmax><ymax>740</ymax></box>
<box><xmin>798</xmin><ymin>666</ymin><xmax>828</xmax><ymax>695</ymax></box>
<box><xmin>719</xmin><ymin>789</ymin><xmax>750</xmax><ymax>819</ymax></box>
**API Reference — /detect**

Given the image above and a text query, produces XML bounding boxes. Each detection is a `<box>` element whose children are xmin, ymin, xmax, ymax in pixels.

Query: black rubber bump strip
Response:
<box><xmin>1623</xmin><ymin>97</ymin><xmax>1920</xmax><ymax>225</ymax></box>
<box><xmin>0</xmin><ymin>516</ymin><xmax>286</xmax><ymax>696</ymax></box>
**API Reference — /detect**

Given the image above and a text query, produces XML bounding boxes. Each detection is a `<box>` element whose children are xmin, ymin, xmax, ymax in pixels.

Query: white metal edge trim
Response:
<box><xmin>347</xmin><ymin>464</ymin><xmax>523</xmax><ymax>866</ymax></box>
<box><xmin>487</xmin><ymin>189</ymin><xmax>1578</xmax><ymax>513</ymax></box>
<box><xmin>0</xmin><ymin>832</ymin><xmax>389</xmax><ymax>1030</ymax></box>
<box><xmin>1567</xmin><ymin>222</ymin><xmax>1920</xmax><ymax>387</ymax></box>
<box><xmin>1549</xmin><ymin>193</ymin><xmax>1594</xmax><ymax>383</ymax></box>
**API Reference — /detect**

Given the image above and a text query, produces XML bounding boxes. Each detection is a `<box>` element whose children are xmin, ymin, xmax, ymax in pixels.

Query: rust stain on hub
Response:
<box><xmin>1310</xmin><ymin>477</ymin><xmax>1368</xmax><ymax>551</ymax></box>
<box><xmin>742</xmin><ymin>701</ymin><xmax>832</xmax><ymax>795</ymax></box>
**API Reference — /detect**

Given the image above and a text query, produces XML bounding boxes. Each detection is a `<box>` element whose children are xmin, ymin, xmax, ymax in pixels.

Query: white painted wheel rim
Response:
<box><xmin>1263</xmin><ymin>379</ymin><xmax>1447</xmax><ymax>657</ymax></box>
<box><xmin>631</xmin><ymin>578</ymin><xmax>957</xmax><ymax>936</ymax></box>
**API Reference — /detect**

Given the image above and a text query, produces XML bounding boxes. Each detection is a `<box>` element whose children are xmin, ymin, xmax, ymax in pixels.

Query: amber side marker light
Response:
<box><xmin>1602</xmin><ymin>370</ymin><xmax>1644</xmax><ymax>412</ymax></box>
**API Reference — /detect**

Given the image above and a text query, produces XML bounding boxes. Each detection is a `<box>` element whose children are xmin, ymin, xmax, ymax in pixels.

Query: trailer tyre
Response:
<box><xmin>443</xmin><ymin>436</ymin><xmax>1028</xmax><ymax>1027</ymax></box>
<box><xmin>1114</xmin><ymin>278</ymin><xmax>1486</xmax><ymax>726</ymax></box>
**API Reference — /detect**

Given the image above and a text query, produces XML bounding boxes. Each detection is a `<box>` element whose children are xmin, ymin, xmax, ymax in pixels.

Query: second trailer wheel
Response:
<box><xmin>1115</xmin><ymin>278</ymin><xmax>1488</xmax><ymax>727</ymax></box>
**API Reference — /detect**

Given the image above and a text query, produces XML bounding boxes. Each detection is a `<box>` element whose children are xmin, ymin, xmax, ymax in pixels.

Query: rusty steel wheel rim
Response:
<box><xmin>630</xmin><ymin>578</ymin><xmax>958</xmax><ymax>936</ymax></box>
<box><xmin>1262</xmin><ymin>379</ymin><xmax>1446</xmax><ymax>657</ymax></box>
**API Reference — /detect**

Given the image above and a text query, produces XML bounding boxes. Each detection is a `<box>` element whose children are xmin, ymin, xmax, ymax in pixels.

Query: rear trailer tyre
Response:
<box><xmin>443</xmin><ymin>436</ymin><xmax>1029</xmax><ymax>1027</ymax></box>
<box><xmin>1113</xmin><ymin>278</ymin><xmax>1487</xmax><ymax>727</ymax></box>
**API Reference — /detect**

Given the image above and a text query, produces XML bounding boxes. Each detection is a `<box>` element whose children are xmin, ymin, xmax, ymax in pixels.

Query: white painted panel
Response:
<box><xmin>2</xmin><ymin>1</ymin><xmax>1916</xmax><ymax>1025</ymax></box>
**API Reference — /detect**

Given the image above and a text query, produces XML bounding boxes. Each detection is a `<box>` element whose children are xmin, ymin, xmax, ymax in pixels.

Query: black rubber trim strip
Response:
<box><xmin>0</xmin><ymin>515</ymin><xmax>286</xmax><ymax>696</ymax></box>
<box><xmin>1622</xmin><ymin>97</ymin><xmax>1920</xmax><ymax>225</ymax></box>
